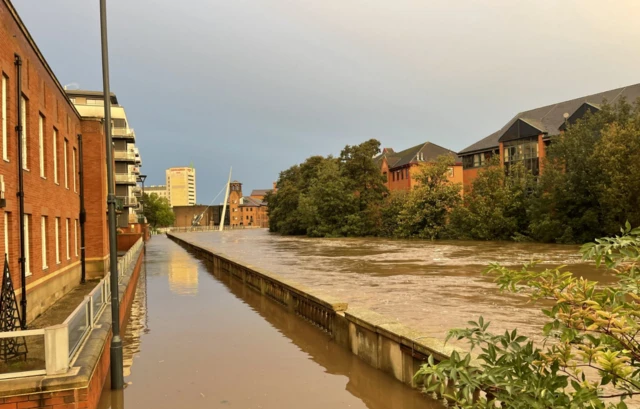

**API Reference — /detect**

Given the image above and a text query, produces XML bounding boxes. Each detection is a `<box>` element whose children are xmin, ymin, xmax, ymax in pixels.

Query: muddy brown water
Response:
<box><xmin>173</xmin><ymin>229</ymin><xmax>615</xmax><ymax>347</ymax></box>
<box><xmin>97</xmin><ymin>235</ymin><xmax>435</xmax><ymax>409</ymax></box>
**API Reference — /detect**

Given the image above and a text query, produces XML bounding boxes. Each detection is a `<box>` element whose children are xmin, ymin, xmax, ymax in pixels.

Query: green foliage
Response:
<box><xmin>395</xmin><ymin>155</ymin><xmax>462</xmax><ymax>239</ymax></box>
<box><xmin>414</xmin><ymin>226</ymin><xmax>640</xmax><ymax>408</ymax></box>
<box><xmin>268</xmin><ymin>140</ymin><xmax>388</xmax><ymax>237</ymax></box>
<box><xmin>528</xmin><ymin>99</ymin><xmax>640</xmax><ymax>243</ymax></box>
<box><xmin>142</xmin><ymin>193</ymin><xmax>175</xmax><ymax>228</ymax></box>
<box><xmin>448</xmin><ymin>158</ymin><xmax>535</xmax><ymax>241</ymax></box>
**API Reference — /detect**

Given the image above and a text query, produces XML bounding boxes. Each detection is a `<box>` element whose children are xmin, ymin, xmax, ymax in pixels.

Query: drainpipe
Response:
<box><xmin>78</xmin><ymin>134</ymin><xmax>86</xmax><ymax>284</ymax></box>
<box><xmin>100</xmin><ymin>0</ymin><xmax>124</xmax><ymax>389</ymax></box>
<box><xmin>14</xmin><ymin>54</ymin><xmax>27</xmax><ymax>330</ymax></box>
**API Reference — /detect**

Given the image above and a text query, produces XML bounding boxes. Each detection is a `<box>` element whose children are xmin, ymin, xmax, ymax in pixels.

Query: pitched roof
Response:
<box><xmin>388</xmin><ymin>142</ymin><xmax>460</xmax><ymax>169</ymax></box>
<box><xmin>459</xmin><ymin>83</ymin><xmax>640</xmax><ymax>155</ymax></box>
<box><xmin>250</xmin><ymin>189</ymin><xmax>271</xmax><ymax>197</ymax></box>
<box><xmin>240</xmin><ymin>196</ymin><xmax>265</xmax><ymax>207</ymax></box>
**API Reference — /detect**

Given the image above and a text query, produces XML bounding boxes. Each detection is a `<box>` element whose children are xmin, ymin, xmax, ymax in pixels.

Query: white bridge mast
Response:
<box><xmin>219</xmin><ymin>167</ymin><xmax>232</xmax><ymax>231</ymax></box>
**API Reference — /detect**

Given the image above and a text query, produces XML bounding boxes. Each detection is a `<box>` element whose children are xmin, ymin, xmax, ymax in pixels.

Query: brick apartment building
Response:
<box><xmin>0</xmin><ymin>0</ymin><xmax>115</xmax><ymax>322</ymax></box>
<box><xmin>458</xmin><ymin>83</ymin><xmax>640</xmax><ymax>188</ymax></box>
<box><xmin>374</xmin><ymin>141</ymin><xmax>463</xmax><ymax>192</ymax></box>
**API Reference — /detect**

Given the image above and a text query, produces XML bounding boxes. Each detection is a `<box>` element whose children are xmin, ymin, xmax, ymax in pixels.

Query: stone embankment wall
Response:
<box><xmin>167</xmin><ymin>233</ymin><xmax>458</xmax><ymax>389</ymax></box>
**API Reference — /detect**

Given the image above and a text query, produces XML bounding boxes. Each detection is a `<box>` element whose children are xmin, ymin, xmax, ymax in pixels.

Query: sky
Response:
<box><xmin>15</xmin><ymin>0</ymin><xmax>640</xmax><ymax>203</ymax></box>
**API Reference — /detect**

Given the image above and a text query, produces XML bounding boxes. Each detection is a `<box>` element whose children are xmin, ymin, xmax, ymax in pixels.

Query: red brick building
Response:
<box><xmin>374</xmin><ymin>142</ymin><xmax>463</xmax><ymax>192</ymax></box>
<box><xmin>458</xmin><ymin>83</ymin><xmax>640</xmax><ymax>189</ymax></box>
<box><xmin>1</xmin><ymin>0</ymin><xmax>110</xmax><ymax>321</ymax></box>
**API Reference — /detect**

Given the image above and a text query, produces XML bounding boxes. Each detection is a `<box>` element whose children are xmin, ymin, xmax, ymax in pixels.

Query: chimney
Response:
<box><xmin>272</xmin><ymin>181</ymin><xmax>277</xmax><ymax>191</ymax></box>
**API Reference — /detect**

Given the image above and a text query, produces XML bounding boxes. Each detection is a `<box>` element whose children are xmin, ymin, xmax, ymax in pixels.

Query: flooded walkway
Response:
<box><xmin>98</xmin><ymin>235</ymin><xmax>433</xmax><ymax>409</ymax></box>
<box><xmin>174</xmin><ymin>229</ymin><xmax>613</xmax><ymax>346</ymax></box>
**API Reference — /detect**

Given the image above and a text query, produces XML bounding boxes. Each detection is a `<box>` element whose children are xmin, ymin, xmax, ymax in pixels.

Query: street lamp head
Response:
<box><xmin>137</xmin><ymin>174</ymin><xmax>147</xmax><ymax>183</ymax></box>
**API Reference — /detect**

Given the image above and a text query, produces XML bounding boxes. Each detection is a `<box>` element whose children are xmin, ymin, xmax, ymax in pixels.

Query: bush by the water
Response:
<box><xmin>413</xmin><ymin>225</ymin><xmax>640</xmax><ymax>408</ymax></box>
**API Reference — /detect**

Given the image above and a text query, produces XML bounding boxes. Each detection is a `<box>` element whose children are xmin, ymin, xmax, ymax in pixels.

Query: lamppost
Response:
<box><xmin>137</xmin><ymin>174</ymin><xmax>147</xmax><ymax>197</ymax></box>
<box><xmin>100</xmin><ymin>0</ymin><xmax>124</xmax><ymax>390</ymax></box>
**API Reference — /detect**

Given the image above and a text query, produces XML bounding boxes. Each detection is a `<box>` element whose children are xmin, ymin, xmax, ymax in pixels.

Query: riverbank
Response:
<box><xmin>167</xmin><ymin>232</ymin><xmax>459</xmax><ymax>391</ymax></box>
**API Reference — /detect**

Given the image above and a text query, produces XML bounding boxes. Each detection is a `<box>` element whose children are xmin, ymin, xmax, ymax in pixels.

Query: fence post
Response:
<box><xmin>44</xmin><ymin>324</ymin><xmax>70</xmax><ymax>375</ymax></box>
<box><xmin>86</xmin><ymin>295</ymin><xmax>95</xmax><ymax>328</ymax></box>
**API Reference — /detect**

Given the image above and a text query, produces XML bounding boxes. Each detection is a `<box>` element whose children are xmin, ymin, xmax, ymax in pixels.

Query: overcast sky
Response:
<box><xmin>16</xmin><ymin>0</ymin><xmax>640</xmax><ymax>203</ymax></box>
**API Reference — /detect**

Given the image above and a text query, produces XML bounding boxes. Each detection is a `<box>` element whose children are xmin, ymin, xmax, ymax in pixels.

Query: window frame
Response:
<box><xmin>41</xmin><ymin>216</ymin><xmax>47</xmax><ymax>269</ymax></box>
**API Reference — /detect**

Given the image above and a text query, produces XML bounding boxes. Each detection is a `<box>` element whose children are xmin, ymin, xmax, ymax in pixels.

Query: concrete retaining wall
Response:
<box><xmin>168</xmin><ymin>233</ymin><xmax>458</xmax><ymax>389</ymax></box>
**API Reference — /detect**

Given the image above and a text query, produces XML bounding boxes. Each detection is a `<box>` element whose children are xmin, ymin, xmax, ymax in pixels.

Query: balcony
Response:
<box><xmin>117</xmin><ymin>196</ymin><xmax>138</xmax><ymax>207</ymax></box>
<box><xmin>115</xmin><ymin>173</ymin><xmax>137</xmax><ymax>184</ymax></box>
<box><xmin>112</xmin><ymin>127</ymin><xmax>135</xmax><ymax>140</ymax></box>
<box><xmin>114</xmin><ymin>150</ymin><xmax>137</xmax><ymax>162</ymax></box>
<box><xmin>132</xmin><ymin>187</ymin><xmax>142</xmax><ymax>197</ymax></box>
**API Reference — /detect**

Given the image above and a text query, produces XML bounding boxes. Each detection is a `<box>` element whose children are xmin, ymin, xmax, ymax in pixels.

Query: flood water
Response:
<box><xmin>98</xmin><ymin>235</ymin><xmax>434</xmax><ymax>409</ymax></box>
<box><xmin>174</xmin><ymin>229</ymin><xmax>615</xmax><ymax>346</ymax></box>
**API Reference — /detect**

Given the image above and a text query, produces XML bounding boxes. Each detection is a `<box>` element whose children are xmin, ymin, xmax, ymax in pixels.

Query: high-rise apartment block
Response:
<box><xmin>166</xmin><ymin>167</ymin><xmax>196</xmax><ymax>206</ymax></box>
<box><xmin>67</xmin><ymin>90</ymin><xmax>143</xmax><ymax>227</ymax></box>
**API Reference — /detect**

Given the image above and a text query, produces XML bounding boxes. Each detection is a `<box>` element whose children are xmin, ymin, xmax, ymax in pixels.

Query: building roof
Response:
<box><xmin>459</xmin><ymin>83</ymin><xmax>640</xmax><ymax>155</ymax></box>
<box><xmin>375</xmin><ymin>141</ymin><xmax>460</xmax><ymax>169</ymax></box>
<box><xmin>65</xmin><ymin>89</ymin><xmax>119</xmax><ymax>105</ymax></box>
<box><xmin>250</xmin><ymin>189</ymin><xmax>271</xmax><ymax>197</ymax></box>
<box><xmin>240</xmin><ymin>196</ymin><xmax>265</xmax><ymax>207</ymax></box>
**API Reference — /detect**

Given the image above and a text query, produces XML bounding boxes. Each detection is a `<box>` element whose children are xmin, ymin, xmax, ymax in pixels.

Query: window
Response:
<box><xmin>72</xmin><ymin>148</ymin><xmax>77</xmax><ymax>192</ymax></box>
<box><xmin>4</xmin><ymin>212</ymin><xmax>9</xmax><ymax>259</ymax></box>
<box><xmin>2</xmin><ymin>75</ymin><xmax>7</xmax><ymax>161</ymax></box>
<box><xmin>23</xmin><ymin>215</ymin><xmax>30</xmax><ymax>276</ymax></box>
<box><xmin>503</xmin><ymin>137</ymin><xmax>540</xmax><ymax>176</ymax></box>
<box><xmin>74</xmin><ymin>220</ymin><xmax>78</xmax><ymax>257</ymax></box>
<box><xmin>21</xmin><ymin>96</ymin><xmax>27</xmax><ymax>169</ymax></box>
<box><xmin>39</xmin><ymin>114</ymin><xmax>45</xmax><ymax>177</ymax></box>
<box><xmin>63</xmin><ymin>139</ymin><xmax>68</xmax><ymax>188</ymax></box>
<box><xmin>55</xmin><ymin>217</ymin><xmax>60</xmax><ymax>264</ymax></box>
<box><xmin>41</xmin><ymin>216</ymin><xmax>47</xmax><ymax>269</ymax></box>
<box><xmin>462</xmin><ymin>152</ymin><xmax>494</xmax><ymax>169</ymax></box>
<box><xmin>65</xmin><ymin>219</ymin><xmax>70</xmax><ymax>260</ymax></box>
<box><xmin>53</xmin><ymin>129</ymin><xmax>58</xmax><ymax>183</ymax></box>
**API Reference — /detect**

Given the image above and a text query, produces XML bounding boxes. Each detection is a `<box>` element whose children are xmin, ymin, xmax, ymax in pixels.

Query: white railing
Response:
<box><xmin>0</xmin><ymin>237</ymin><xmax>144</xmax><ymax>380</ymax></box>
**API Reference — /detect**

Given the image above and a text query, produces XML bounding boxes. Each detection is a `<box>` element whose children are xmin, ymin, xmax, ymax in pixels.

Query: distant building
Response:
<box><xmin>172</xmin><ymin>205</ymin><xmax>229</xmax><ymax>228</ymax></box>
<box><xmin>374</xmin><ymin>142</ymin><xmax>462</xmax><ymax>192</ymax></box>
<box><xmin>67</xmin><ymin>90</ymin><xmax>144</xmax><ymax>227</ymax></box>
<box><xmin>146</xmin><ymin>185</ymin><xmax>169</xmax><ymax>201</ymax></box>
<box><xmin>166</xmin><ymin>166</ymin><xmax>196</xmax><ymax>206</ymax></box>
<box><xmin>458</xmin><ymin>83</ymin><xmax>640</xmax><ymax>188</ymax></box>
<box><xmin>228</xmin><ymin>181</ymin><xmax>272</xmax><ymax>228</ymax></box>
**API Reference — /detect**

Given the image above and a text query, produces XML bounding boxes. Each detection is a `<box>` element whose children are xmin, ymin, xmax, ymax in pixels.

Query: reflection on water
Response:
<box><xmin>98</xmin><ymin>236</ymin><xmax>435</xmax><ymax>409</ymax></box>
<box><xmin>176</xmin><ymin>229</ymin><xmax>614</xmax><ymax>346</ymax></box>
<box><xmin>168</xmin><ymin>258</ymin><xmax>199</xmax><ymax>296</ymax></box>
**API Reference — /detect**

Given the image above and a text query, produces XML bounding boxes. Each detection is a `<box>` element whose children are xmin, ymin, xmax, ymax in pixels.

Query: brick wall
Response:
<box><xmin>0</xmin><ymin>0</ymin><xmax>109</xmax><ymax>320</ymax></box>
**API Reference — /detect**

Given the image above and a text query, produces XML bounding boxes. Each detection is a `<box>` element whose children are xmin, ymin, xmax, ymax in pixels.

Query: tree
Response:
<box><xmin>528</xmin><ymin>99</ymin><xmax>640</xmax><ymax>243</ymax></box>
<box><xmin>395</xmin><ymin>155</ymin><xmax>462</xmax><ymax>239</ymax></box>
<box><xmin>267</xmin><ymin>140</ymin><xmax>387</xmax><ymax>237</ymax></box>
<box><xmin>448</xmin><ymin>159</ymin><xmax>534</xmax><ymax>241</ymax></box>
<box><xmin>142</xmin><ymin>193</ymin><xmax>175</xmax><ymax>229</ymax></box>
<box><xmin>338</xmin><ymin>139</ymin><xmax>388</xmax><ymax>236</ymax></box>
<box><xmin>414</xmin><ymin>224</ymin><xmax>640</xmax><ymax>408</ymax></box>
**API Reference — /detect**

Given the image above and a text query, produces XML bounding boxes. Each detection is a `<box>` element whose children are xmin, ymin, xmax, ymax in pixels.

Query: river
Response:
<box><xmin>98</xmin><ymin>235</ymin><xmax>434</xmax><ymax>409</ymax></box>
<box><xmin>172</xmin><ymin>229</ymin><xmax>614</xmax><ymax>346</ymax></box>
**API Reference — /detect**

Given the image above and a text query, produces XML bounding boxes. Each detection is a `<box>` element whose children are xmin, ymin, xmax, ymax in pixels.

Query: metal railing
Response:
<box><xmin>118</xmin><ymin>196</ymin><xmax>138</xmax><ymax>207</ymax></box>
<box><xmin>115</xmin><ymin>173</ymin><xmax>137</xmax><ymax>184</ymax></box>
<box><xmin>0</xmin><ymin>237</ymin><xmax>144</xmax><ymax>380</ymax></box>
